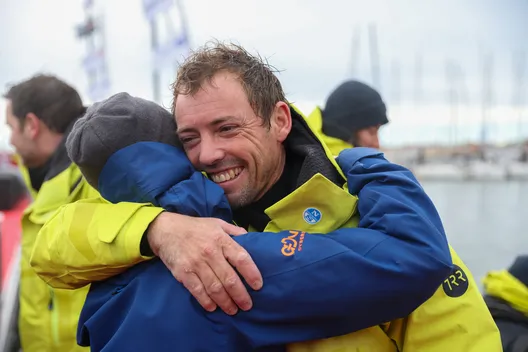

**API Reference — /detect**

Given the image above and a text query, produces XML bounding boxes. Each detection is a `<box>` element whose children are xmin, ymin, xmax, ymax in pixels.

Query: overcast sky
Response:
<box><xmin>1</xmin><ymin>0</ymin><xmax>527</xmax><ymax>148</ymax></box>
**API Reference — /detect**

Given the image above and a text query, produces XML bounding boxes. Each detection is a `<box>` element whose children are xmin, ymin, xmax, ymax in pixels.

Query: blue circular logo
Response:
<box><xmin>303</xmin><ymin>207</ymin><xmax>322</xmax><ymax>224</ymax></box>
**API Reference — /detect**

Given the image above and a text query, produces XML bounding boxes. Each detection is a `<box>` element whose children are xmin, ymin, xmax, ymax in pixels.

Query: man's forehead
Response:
<box><xmin>5</xmin><ymin>99</ymin><xmax>12</xmax><ymax>112</ymax></box>
<box><xmin>181</xmin><ymin>71</ymin><xmax>246</xmax><ymax>99</ymax></box>
<box><xmin>177</xmin><ymin>80</ymin><xmax>244</xmax><ymax>106</ymax></box>
<box><xmin>5</xmin><ymin>101</ymin><xmax>14</xmax><ymax>120</ymax></box>
<box><xmin>176</xmin><ymin>115</ymin><xmax>239</xmax><ymax>134</ymax></box>
<box><xmin>174</xmin><ymin>81</ymin><xmax>250</xmax><ymax>132</ymax></box>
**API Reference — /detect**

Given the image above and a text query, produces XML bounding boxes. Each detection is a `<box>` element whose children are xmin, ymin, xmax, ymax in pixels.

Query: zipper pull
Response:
<box><xmin>48</xmin><ymin>289</ymin><xmax>54</xmax><ymax>310</ymax></box>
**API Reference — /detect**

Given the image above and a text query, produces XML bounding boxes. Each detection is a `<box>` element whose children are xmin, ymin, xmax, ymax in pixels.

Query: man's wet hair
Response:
<box><xmin>171</xmin><ymin>40</ymin><xmax>288</xmax><ymax>126</ymax></box>
<box><xmin>4</xmin><ymin>74</ymin><xmax>85</xmax><ymax>133</ymax></box>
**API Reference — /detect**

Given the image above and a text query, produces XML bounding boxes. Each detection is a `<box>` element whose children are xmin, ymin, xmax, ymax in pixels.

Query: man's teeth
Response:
<box><xmin>210</xmin><ymin>168</ymin><xmax>242</xmax><ymax>183</ymax></box>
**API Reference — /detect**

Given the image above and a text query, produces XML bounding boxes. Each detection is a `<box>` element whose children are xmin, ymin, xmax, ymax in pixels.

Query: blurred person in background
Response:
<box><xmin>484</xmin><ymin>256</ymin><xmax>528</xmax><ymax>352</ymax></box>
<box><xmin>4</xmin><ymin>74</ymin><xmax>98</xmax><ymax>352</ymax></box>
<box><xmin>304</xmin><ymin>80</ymin><xmax>388</xmax><ymax>154</ymax></box>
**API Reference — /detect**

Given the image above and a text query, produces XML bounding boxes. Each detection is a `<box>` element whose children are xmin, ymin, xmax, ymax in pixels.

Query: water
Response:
<box><xmin>420</xmin><ymin>180</ymin><xmax>528</xmax><ymax>289</ymax></box>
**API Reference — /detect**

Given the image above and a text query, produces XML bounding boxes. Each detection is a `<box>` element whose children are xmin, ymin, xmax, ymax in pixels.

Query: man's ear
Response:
<box><xmin>271</xmin><ymin>101</ymin><xmax>292</xmax><ymax>143</ymax></box>
<box><xmin>23</xmin><ymin>113</ymin><xmax>41</xmax><ymax>140</ymax></box>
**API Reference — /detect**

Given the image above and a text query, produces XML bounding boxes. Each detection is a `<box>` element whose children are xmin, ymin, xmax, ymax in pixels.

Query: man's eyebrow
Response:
<box><xmin>176</xmin><ymin>116</ymin><xmax>237</xmax><ymax>134</ymax></box>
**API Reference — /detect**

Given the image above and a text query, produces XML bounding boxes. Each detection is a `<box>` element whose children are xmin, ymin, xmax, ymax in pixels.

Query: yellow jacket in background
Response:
<box><xmin>18</xmin><ymin>155</ymin><xmax>98</xmax><ymax>352</ymax></box>
<box><xmin>484</xmin><ymin>269</ymin><xmax>528</xmax><ymax>316</ymax></box>
<box><xmin>15</xmin><ymin>154</ymin><xmax>37</xmax><ymax>200</ymax></box>
<box><xmin>304</xmin><ymin>107</ymin><xmax>353</xmax><ymax>156</ymax></box>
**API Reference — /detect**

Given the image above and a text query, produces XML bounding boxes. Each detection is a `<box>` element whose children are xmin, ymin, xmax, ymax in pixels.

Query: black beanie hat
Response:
<box><xmin>508</xmin><ymin>255</ymin><xmax>528</xmax><ymax>287</ymax></box>
<box><xmin>321</xmin><ymin>80</ymin><xmax>388</xmax><ymax>142</ymax></box>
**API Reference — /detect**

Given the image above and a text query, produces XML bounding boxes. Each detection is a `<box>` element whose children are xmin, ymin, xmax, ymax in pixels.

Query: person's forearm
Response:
<box><xmin>31</xmin><ymin>198</ymin><xmax>163</xmax><ymax>289</ymax></box>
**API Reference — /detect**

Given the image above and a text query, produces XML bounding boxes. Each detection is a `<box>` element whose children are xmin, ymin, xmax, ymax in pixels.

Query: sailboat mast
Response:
<box><xmin>481</xmin><ymin>52</ymin><xmax>493</xmax><ymax>148</ymax></box>
<box><xmin>368</xmin><ymin>23</ymin><xmax>381</xmax><ymax>92</ymax></box>
<box><xmin>445</xmin><ymin>60</ymin><xmax>459</xmax><ymax>147</ymax></box>
<box><xmin>390</xmin><ymin>59</ymin><xmax>401</xmax><ymax>104</ymax></box>
<box><xmin>414</xmin><ymin>53</ymin><xmax>423</xmax><ymax>106</ymax></box>
<box><xmin>350</xmin><ymin>25</ymin><xmax>361</xmax><ymax>78</ymax></box>
<box><xmin>513</xmin><ymin>51</ymin><xmax>526</xmax><ymax>142</ymax></box>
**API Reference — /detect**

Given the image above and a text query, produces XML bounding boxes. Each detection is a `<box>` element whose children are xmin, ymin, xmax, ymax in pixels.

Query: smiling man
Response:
<box><xmin>174</xmin><ymin>70</ymin><xmax>292</xmax><ymax>217</ymax></box>
<box><xmin>31</xmin><ymin>42</ymin><xmax>500</xmax><ymax>351</ymax></box>
<box><xmin>176</xmin><ymin>75</ymin><xmax>280</xmax><ymax>210</ymax></box>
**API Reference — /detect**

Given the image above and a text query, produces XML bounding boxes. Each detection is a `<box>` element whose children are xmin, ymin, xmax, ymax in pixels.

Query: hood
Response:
<box><xmin>98</xmin><ymin>141</ymin><xmax>232</xmax><ymax>222</ymax></box>
<box><xmin>286</xmin><ymin>104</ymin><xmax>347</xmax><ymax>186</ymax></box>
<box><xmin>304</xmin><ymin>107</ymin><xmax>353</xmax><ymax>157</ymax></box>
<box><xmin>43</xmin><ymin>118</ymin><xmax>79</xmax><ymax>182</ymax></box>
<box><xmin>483</xmin><ymin>269</ymin><xmax>528</xmax><ymax>316</ymax></box>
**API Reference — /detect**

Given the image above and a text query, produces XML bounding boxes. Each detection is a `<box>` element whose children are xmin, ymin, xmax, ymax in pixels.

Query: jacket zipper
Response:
<box><xmin>49</xmin><ymin>288</ymin><xmax>60</xmax><ymax>346</ymax></box>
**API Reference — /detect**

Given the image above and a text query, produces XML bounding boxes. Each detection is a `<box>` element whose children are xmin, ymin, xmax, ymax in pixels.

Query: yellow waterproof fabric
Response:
<box><xmin>19</xmin><ymin>162</ymin><xmax>98</xmax><ymax>352</ymax></box>
<box><xmin>31</xmin><ymin>197</ymin><xmax>163</xmax><ymax>289</ymax></box>
<box><xmin>15</xmin><ymin>154</ymin><xmax>37</xmax><ymax>199</ymax></box>
<box><xmin>256</xmin><ymin>171</ymin><xmax>501</xmax><ymax>352</ymax></box>
<box><xmin>304</xmin><ymin>107</ymin><xmax>353</xmax><ymax>156</ymax></box>
<box><xmin>484</xmin><ymin>270</ymin><xmax>528</xmax><ymax>316</ymax></box>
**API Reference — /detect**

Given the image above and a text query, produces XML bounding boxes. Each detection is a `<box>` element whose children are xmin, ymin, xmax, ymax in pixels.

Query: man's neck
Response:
<box><xmin>34</xmin><ymin>132</ymin><xmax>63</xmax><ymax>167</ymax></box>
<box><xmin>233</xmin><ymin>148</ymin><xmax>303</xmax><ymax>231</ymax></box>
<box><xmin>253</xmin><ymin>147</ymin><xmax>286</xmax><ymax>203</ymax></box>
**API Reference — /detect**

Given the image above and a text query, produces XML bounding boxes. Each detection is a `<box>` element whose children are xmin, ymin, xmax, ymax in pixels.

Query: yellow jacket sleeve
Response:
<box><xmin>30</xmin><ymin>196</ymin><xmax>164</xmax><ymax>289</ymax></box>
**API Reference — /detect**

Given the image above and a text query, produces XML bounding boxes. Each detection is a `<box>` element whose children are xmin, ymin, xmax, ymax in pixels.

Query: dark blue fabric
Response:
<box><xmin>98</xmin><ymin>141</ymin><xmax>232</xmax><ymax>222</ymax></box>
<box><xmin>79</xmin><ymin>143</ymin><xmax>452</xmax><ymax>351</ymax></box>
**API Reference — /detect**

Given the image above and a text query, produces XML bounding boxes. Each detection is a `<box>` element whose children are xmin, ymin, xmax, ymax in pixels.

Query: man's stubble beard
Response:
<box><xmin>228</xmin><ymin>167</ymin><xmax>274</xmax><ymax>210</ymax></box>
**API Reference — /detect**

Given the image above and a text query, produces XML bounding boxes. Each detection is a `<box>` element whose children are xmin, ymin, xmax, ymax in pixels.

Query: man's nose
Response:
<box><xmin>198</xmin><ymin>136</ymin><xmax>225</xmax><ymax>167</ymax></box>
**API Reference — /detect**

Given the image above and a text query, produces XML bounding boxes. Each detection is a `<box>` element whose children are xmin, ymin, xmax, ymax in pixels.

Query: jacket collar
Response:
<box><xmin>44</xmin><ymin>118</ymin><xmax>78</xmax><ymax>182</ymax></box>
<box><xmin>233</xmin><ymin>106</ymin><xmax>348</xmax><ymax>231</ymax></box>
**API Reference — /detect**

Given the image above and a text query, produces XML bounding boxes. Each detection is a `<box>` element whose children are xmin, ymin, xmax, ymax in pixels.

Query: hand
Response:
<box><xmin>147</xmin><ymin>212</ymin><xmax>263</xmax><ymax>315</ymax></box>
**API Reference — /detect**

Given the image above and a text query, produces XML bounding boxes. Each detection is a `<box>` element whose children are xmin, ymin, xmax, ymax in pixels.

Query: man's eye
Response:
<box><xmin>180</xmin><ymin>137</ymin><xmax>195</xmax><ymax>144</ymax></box>
<box><xmin>219</xmin><ymin>125</ymin><xmax>236</xmax><ymax>133</ymax></box>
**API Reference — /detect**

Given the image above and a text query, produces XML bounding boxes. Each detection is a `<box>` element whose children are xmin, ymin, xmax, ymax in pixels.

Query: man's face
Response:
<box><xmin>5</xmin><ymin>101</ymin><xmax>39</xmax><ymax>167</ymax></box>
<box><xmin>355</xmin><ymin>125</ymin><xmax>381</xmax><ymax>149</ymax></box>
<box><xmin>175</xmin><ymin>71</ymin><xmax>291</xmax><ymax>208</ymax></box>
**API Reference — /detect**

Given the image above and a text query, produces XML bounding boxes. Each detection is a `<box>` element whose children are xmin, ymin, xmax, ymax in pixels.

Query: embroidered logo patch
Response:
<box><xmin>281</xmin><ymin>231</ymin><xmax>306</xmax><ymax>256</ymax></box>
<box><xmin>303</xmin><ymin>207</ymin><xmax>322</xmax><ymax>224</ymax></box>
<box><xmin>442</xmin><ymin>265</ymin><xmax>469</xmax><ymax>298</ymax></box>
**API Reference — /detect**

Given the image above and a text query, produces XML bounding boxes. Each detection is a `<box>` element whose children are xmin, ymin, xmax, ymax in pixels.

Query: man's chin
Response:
<box><xmin>226</xmin><ymin>196</ymin><xmax>244</xmax><ymax>210</ymax></box>
<box><xmin>226</xmin><ymin>191</ymin><xmax>253</xmax><ymax>210</ymax></box>
<box><xmin>21</xmin><ymin>158</ymin><xmax>43</xmax><ymax>169</ymax></box>
<box><xmin>18</xmin><ymin>158</ymin><xmax>30</xmax><ymax>167</ymax></box>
